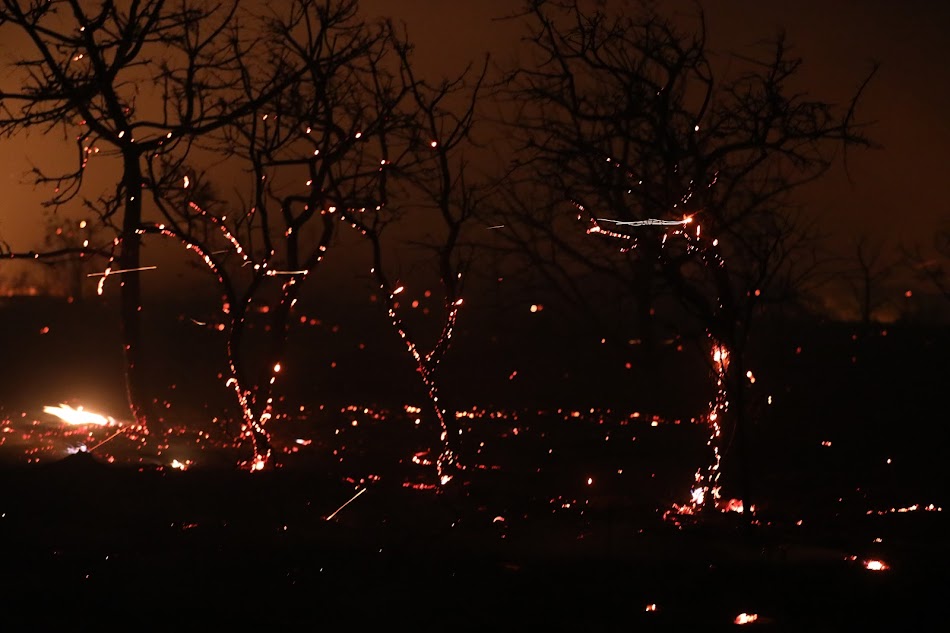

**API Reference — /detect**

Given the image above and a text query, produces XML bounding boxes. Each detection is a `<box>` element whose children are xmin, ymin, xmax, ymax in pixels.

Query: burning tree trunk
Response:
<box><xmin>336</xmin><ymin>44</ymin><xmax>487</xmax><ymax>483</ymax></box>
<box><xmin>493</xmin><ymin>0</ymin><xmax>875</xmax><ymax>512</ymax></box>
<box><xmin>135</xmin><ymin>1</ymin><xmax>433</xmax><ymax>469</ymax></box>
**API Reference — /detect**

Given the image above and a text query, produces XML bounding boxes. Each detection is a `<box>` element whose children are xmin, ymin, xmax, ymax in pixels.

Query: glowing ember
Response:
<box><xmin>690</xmin><ymin>487</ymin><xmax>705</xmax><ymax>505</ymax></box>
<box><xmin>171</xmin><ymin>459</ymin><xmax>191</xmax><ymax>471</ymax></box>
<box><xmin>721</xmin><ymin>498</ymin><xmax>745</xmax><ymax>513</ymax></box>
<box><xmin>43</xmin><ymin>404</ymin><xmax>115</xmax><ymax>426</ymax></box>
<box><xmin>734</xmin><ymin>613</ymin><xmax>759</xmax><ymax>625</ymax></box>
<box><xmin>864</xmin><ymin>559</ymin><xmax>889</xmax><ymax>571</ymax></box>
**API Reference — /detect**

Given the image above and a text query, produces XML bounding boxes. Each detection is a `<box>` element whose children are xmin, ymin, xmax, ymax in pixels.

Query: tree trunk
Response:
<box><xmin>727</xmin><ymin>351</ymin><xmax>754</xmax><ymax>516</ymax></box>
<box><xmin>119</xmin><ymin>151</ymin><xmax>149</xmax><ymax>429</ymax></box>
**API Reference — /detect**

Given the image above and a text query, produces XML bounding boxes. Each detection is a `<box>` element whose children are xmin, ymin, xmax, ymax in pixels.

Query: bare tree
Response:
<box><xmin>905</xmin><ymin>220</ymin><xmax>950</xmax><ymax>307</ymax></box>
<box><xmin>343</xmin><ymin>42</ymin><xmax>488</xmax><ymax>483</ymax></box>
<box><xmin>846</xmin><ymin>235</ymin><xmax>898</xmax><ymax>329</ymax></box>
<box><xmin>89</xmin><ymin>0</ymin><xmax>414</xmax><ymax>468</ymax></box>
<box><xmin>41</xmin><ymin>213</ymin><xmax>112</xmax><ymax>301</ymax></box>
<box><xmin>0</xmin><ymin>0</ymin><xmax>296</xmax><ymax>430</ymax></box>
<box><xmin>493</xmin><ymin>0</ymin><xmax>876</xmax><ymax>511</ymax></box>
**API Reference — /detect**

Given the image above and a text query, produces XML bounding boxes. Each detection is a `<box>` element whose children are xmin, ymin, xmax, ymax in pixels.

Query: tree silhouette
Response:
<box><xmin>847</xmin><ymin>235</ymin><xmax>898</xmax><ymax>329</ymax></box>
<box><xmin>344</xmin><ymin>43</ymin><xmax>488</xmax><ymax>482</ymax></box>
<box><xmin>493</xmin><ymin>0</ymin><xmax>876</xmax><ymax>510</ymax></box>
<box><xmin>0</xmin><ymin>0</ymin><xmax>296</xmax><ymax>430</ymax></box>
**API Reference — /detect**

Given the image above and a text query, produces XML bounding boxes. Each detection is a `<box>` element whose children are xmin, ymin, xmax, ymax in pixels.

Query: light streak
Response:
<box><xmin>87</xmin><ymin>427</ymin><xmax>129</xmax><ymax>452</ymax></box>
<box><xmin>265</xmin><ymin>270</ymin><xmax>309</xmax><ymax>276</ymax></box>
<box><xmin>326</xmin><ymin>487</ymin><xmax>367</xmax><ymax>521</ymax></box>
<box><xmin>86</xmin><ymin>265</ymin><xmax>158</xmax><ymax>277</ymax></box>
<box><xmin>593</xmin><ymin>217</ymin><xmax>692</xmax><ymax>227</ymax></box>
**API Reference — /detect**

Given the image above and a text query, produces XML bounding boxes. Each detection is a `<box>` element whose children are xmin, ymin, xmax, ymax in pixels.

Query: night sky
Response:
<box><xmin>1</xmin><ymin>0</ymin><xmax>948</xmax><ymax>258</ymax></box>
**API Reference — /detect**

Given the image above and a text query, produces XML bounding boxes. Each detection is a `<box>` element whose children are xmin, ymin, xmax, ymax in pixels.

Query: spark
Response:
<box><xmin>326</xmin><ymin>487</ymin><xmax>367</xmax><ymax>521</ymax></box>
<box><xmin>486</xmin><ymin>225</ymin><xmax>505</xmax><ymax>230</ymax></box>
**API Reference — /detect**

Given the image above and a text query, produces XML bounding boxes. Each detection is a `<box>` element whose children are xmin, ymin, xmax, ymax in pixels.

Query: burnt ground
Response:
<box><xmin>2</xmin><ymin>401</ymin><xmax>948</xmax><ymax>631</ymax></box>
<box><xmin>1</xmin><ymin>297</ymin><xmax>948</xmax><ymax>629</ymax></box>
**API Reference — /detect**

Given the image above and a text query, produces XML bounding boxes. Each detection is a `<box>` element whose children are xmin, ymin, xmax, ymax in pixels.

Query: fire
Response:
<box><xmin>734</xmin><ymin>613</ymin><xmax>759</xmax><ymax>625</ymax></box>
<box><xmin>43</xmin><ymin>404</ymin><xmax>115</xmax><ymax>426</ymax></box>
<box><xmin>721</xmin><ymin>498</ymin><xmax>745</xmax><ymax>513</ymax></box>
<box><xmin>711</xmin><ymin>344</ymin><xmax>729</xmax><ymax>368</ymax></box>
<box><xmin>864</xmin><ymin>559</ymin><xmax>889</xmax><ymax>571</ymax></box>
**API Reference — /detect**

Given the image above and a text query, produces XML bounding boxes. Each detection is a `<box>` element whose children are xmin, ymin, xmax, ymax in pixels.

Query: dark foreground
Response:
<box><xmin>2</xmin><ymin>451</ymin><xmax>946</xmax><ymax>631</ymax></box>
<box><xmin>2</xmin><ymin>299</ymin><xmax>948</xmax><ymax>628</ymax></box>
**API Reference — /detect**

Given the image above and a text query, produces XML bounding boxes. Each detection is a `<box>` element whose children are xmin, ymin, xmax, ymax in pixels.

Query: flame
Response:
<box><xmin>711</xmin><ymin>344</ymin><xmax>729</xmax><ymax>369</ymax></box>
<box><xmin>864</xmin><ymin>559</ymin><xmax>889</xmax><ymax>571</ymax></box>
<box><xmin>721</xmin><ymin>498</ymin><xmax>745</xmax><ymax>513</ymax></box>
<box><xmin>734</xmin><ymin>613</ymin><xmax>759</xmax><ymax>625</ymax></box>
<box><xmin>43</xmin><ymin>404</ymin><xmax>115</xmax><ymax>426</ymax></box>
